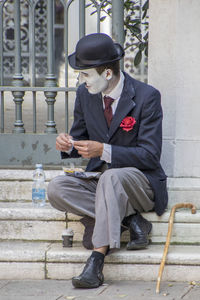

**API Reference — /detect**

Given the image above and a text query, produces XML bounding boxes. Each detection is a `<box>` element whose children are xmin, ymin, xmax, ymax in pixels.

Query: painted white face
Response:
<box><xmin>78</xmin><ymin>68</ymin><xmax>110</xmax><ymax>94</ymax></box>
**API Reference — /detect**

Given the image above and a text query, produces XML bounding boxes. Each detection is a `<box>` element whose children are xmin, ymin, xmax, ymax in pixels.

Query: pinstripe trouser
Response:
<box><xmin>47</xmin><ymin>167</ymin><xmax>154</xmax><ymax>249</ymax></box>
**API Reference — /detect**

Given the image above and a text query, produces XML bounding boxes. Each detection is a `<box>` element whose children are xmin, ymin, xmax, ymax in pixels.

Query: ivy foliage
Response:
<box><xmin>86</xmin><ymin>0</ymin><xmax>149</xmax><ymax>67</ymax></box>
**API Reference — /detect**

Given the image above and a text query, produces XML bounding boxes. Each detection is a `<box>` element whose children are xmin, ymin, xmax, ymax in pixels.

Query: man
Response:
<box><xmin>47</xmin><ymin>33</ymin><xmax>168</xmax><ymax>288</ymax></box>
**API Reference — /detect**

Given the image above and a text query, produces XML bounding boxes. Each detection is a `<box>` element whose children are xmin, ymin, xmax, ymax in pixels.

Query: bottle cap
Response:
<box><xmin>35</xmin><ymin>163</ymin><xmax>43</xmax><ymax>169</ymax></box>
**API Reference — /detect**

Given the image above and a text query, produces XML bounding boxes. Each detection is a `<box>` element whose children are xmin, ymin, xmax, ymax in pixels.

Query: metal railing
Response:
<box><xmin>0</xmin><ymin>0</ymin><xmax>125</xmax><ymax>136</ymax></box>
<box><xmin>0</xmin><ymin>0</ymin><xmax>148</xmax><ymax>166</ymax></box>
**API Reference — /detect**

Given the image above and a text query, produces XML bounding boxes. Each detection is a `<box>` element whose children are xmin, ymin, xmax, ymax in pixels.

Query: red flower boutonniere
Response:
<box><xmin>120</xmin><ymin>116</ymin><xmax>136</xmax><ymax>132</ymax></box>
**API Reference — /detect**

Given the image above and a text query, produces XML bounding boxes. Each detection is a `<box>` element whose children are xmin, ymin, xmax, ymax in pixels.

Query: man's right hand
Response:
<box><xmin>56</xmin><ymin>133</ymin><xmax>73</xmax><ymax>152</ymax></box>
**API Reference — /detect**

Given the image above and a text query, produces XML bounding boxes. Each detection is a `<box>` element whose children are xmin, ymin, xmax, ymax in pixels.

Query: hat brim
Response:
<box><xmin>68</xmin><ymin>43</ymin><xmax>124</xmax><ymax>70</ymax></box>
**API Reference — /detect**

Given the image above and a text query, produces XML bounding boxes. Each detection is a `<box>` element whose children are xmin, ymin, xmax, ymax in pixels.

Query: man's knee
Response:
<box><xmin>98</xmin><ymin>167</ymin><xmax>143</xmax><ymax>188</ymax></box>
<box><xmin>99</xmin><ymin>168</ymin><xmax>122</xmax><ymax>184</ymax></box>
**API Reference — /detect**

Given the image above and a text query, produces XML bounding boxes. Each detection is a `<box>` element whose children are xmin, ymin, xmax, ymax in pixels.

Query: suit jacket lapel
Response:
<box><xmin>108</xmin><ymin>74</ymin><xmax>136</xmax><ymax>140</ymax></box>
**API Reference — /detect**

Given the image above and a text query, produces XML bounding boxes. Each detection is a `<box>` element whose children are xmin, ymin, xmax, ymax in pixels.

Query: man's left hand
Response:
<box><xmin>73</xmin><ymin>140</ymin><xmax>103</xmax><ymax>158</ymax></box>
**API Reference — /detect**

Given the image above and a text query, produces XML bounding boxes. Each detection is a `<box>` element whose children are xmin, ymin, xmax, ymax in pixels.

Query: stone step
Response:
<box><xmin>68</xmin><ymin>209</ymin><xmax>200</xmax><ymax>245</ymax></box>
<box><xmin>0</xmin><ymin>241</ymin><xmax>200</xmax><ymax>282</ymax></box>
<box><xmin>1</xmin><ymin>170</ymin><xmax>200</xmax><ymax>208</ymax></box>
<box><xmin>0</xmin><ymin>203</ymin><xmax>66</xmax><ymax>242</ymax></box>
<box><xmin>0</xmin><ymin>202</ymin><xmax>200</xmax><ymax>245</ymax></box>
<box><xmin>0</xmin><ymin>169</ymin><xmax>63</xmax><ymax>203</ymax></box>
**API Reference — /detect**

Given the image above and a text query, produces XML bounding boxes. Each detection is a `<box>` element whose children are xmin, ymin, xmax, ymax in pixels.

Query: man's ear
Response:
<box><xmin>102</xmin><ymin>69</ymin><xmax>113</xmax><ymax>81</ymax></box>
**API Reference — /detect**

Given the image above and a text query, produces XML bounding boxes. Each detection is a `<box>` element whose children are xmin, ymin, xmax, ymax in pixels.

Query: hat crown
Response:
<box><xmin>68</xmin><ymin>33</ymin><xmax>124</xmax><ymax>70</ymax></box>
<box><xmin>76</xmin><ymin>34</ymin><xmax>118</xmax><ymax>62</ymax></box>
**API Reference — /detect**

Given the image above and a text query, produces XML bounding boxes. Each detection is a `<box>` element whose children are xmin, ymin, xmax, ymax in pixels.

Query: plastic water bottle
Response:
<box><xmin>32</xmin><ymin>164</ymin><xmax>46</xmax><ymax>207</ymax></box>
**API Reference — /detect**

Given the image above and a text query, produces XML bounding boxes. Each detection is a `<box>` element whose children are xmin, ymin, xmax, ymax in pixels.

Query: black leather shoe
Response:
<box><xmin>122</xmin><ymin>212</ymin><xmax>152</xmax><ymax>250</ymax></box>
<box><xmin>80</xmin><ymin>216</ymin><xmax>95</xmax><ymax>250</ymax></box>
<box><xmin>72</xmin><ymin>253</ymin><xmax>104</xmax><ymax>288</ymax></box>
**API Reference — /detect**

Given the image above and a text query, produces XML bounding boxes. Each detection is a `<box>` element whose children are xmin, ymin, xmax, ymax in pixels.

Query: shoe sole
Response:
<box><xmin>126</xmin><ymin>240</ymin><xmax>149</xmax><ymax>250</ymax></box>
<box><xmin>72</xmin><ymin>278</ymin><xmax>103</xmax><ymax>289</ymax></box>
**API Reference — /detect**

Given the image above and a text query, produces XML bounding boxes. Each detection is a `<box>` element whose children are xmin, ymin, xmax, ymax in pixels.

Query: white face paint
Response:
<box><xmin>78</xmin><ymin>68</ymin><xmax>111</xmax><ymax>94</ymax></box>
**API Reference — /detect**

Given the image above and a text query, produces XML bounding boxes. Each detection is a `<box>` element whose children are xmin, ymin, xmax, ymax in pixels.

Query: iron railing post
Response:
<box><xmin>29</xmin><ymin>1</ymin><xmax>37</xmax><ymax>133</ymax></box>
<box><xmin>79</xmin><ymin>0</ymin><xmax>85</xmax><ymax>38</ymax></box>
<box><xmin>112</xmin><ymin>0</ymin><xmax>124</xmax><ymax>69</ymax></box>
<box><xmin>44</xmin><ymin>0</ymin><xmax>57</xmax><ymax>134</ymax></box>
<box><xmin>0</xmin><ymin>1</ymin><xmax>4</xmax><ymax>86</ymax></box>
<box><xmin>0</xmin><ymin>1</ymin><xmax>5</xmax><ymax>133</ymax></box>
<box><xmin>12</xmin><ymin>0</ymin><xmax>25</xmax><ymax>133</ymax></box>
<box><xmin>62</xmin><ymin>0</ymin><xmax>74</xmax><ymax>133</ymax></box>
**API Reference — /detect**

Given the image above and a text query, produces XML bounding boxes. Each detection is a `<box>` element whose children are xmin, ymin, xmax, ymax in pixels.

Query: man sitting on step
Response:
<box><xmin>47</xmin><ymin>33</ymin><xmax>168</xmax><ymax>289</ymax></box>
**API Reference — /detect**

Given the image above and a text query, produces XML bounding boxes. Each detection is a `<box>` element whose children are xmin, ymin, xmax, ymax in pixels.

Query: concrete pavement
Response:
<box><xmin>0</xmin><ymin>280</ymin><xmax>200</xmax><ymax>300</ymax></box>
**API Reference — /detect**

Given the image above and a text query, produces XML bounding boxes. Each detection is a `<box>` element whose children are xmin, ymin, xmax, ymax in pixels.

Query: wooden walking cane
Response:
<box><xmin>156</xmin><ymin>203</ymin><xmax>196</xmax><ymax>294</ymax></box>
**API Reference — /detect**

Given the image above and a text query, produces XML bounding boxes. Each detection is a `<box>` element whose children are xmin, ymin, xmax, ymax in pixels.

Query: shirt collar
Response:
<box><xmin>102</xmin><ymin>71</ymin><xmax>124</xmax><ymax>100</ymax></box>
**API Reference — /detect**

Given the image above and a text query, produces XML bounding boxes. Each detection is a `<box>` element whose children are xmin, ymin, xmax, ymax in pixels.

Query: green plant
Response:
<box><xmin>86</xmin><ymin>0</ymin><xmax>149</xmax><ymax>67</ymax></box>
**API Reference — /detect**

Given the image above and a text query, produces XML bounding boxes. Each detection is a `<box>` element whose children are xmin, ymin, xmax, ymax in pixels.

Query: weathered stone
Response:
<box><xmin>0</xmin><ymin>220</ymin><xmax>65</xmax><ymax>241</ymax></box>
<box><xmin>0</xmin><ymin>203</ymin><xmax>65</xmax><ymax>221</ymax></box>
<box><xmin>149</xmin><ymin>0</ymin><xmax>200</xmax><ymax>178</ymax></box>
<box><xmin>0</xmin><ymin>262</ymin><xmax>45</xmax><ymax>280</ymax></box>
<box><xmin>0</xmin><ymin>241</ymin><xmax>50</xmax><ymax>262</ymax></box>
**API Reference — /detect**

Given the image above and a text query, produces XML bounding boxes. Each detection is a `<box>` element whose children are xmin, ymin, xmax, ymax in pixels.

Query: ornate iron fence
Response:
<box><xmin>0</xmin><ymin>0</ymin><xmax>146</xmax><ymax>167</ymax></box>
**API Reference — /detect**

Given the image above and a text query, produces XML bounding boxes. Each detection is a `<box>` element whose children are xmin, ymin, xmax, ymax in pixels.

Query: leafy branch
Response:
<box><xmin>86</xmin><ymin>0</ymin><xmax>149</xmax><ymax>67</ymax></box>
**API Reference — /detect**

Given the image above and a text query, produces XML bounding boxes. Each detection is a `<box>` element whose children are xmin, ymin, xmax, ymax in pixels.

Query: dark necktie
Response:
<box><xmin>103</xmin><ymin>96</ymin><xmax>114</xmax><ymax>127</ymax></box>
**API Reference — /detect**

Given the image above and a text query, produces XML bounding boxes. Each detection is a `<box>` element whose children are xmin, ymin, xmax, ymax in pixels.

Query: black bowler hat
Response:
<box><xmin>68</xmin><ymin>33</ymin><xmax>124</xmax><ymax>70</ymax></box>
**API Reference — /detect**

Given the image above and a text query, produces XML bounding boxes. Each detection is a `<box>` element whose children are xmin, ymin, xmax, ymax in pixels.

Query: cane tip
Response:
<box><xmin>156</xmin><ymin>279</ymin><xmax>160</xmax><ymax>294</ymax></box>
<box><xmin>192</xmin><ymin>207</ymin><xmax>196</xmax><ymax>214</ymax></box>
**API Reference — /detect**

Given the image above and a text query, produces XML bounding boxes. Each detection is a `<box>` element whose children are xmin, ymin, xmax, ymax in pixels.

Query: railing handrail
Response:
<box><xmin>0</xmin><ymin>86</ymin><xmax>77</xmax><ymax>92</ymax></box>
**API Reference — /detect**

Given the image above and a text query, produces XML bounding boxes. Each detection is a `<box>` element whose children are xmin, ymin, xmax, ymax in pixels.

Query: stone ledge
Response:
<box><xmin>1</xmin><ymin>241</ymin><xmax>200</xmax><ymax>281</ymax></box>
<box><xmin>0</xmin><ymin>203</ymin><xmax>65</xmax><ymax>221</ymax></box>
<box><xmin>46</xmin><ymin>243</ymin><xmax>200</xmax><ymax>266</ymax></box>
<box><xmin>46</xmin><ymin>262</ymin><xmax>200</xmax><ymax>281</ymax></box>
<box><xmin>1</xmin><ymin>174</ymin><xmax>200</xmax><ymax>208</ymax></box>
<box><xmin>1</xmin><ymin>169</ymin><xmax>200</xmax><ymax>190</ymax></box>
<box><xmin>0</xmin><ymin>262</ymin><xmax>45</xmax><ymax>280</ymax></box>
<box><xmin>0</xmin><ymin>169</ymin><xmax>64</xmax><ymax>181</ymax></box>
<box><xmin>1</xmin><ymin>241</ymin><xmax>200</xmax><ymax>266</ymax></box>
<box><xmin>0</xmin><ymin>203</ymin><xmax>200</xmax><ymax>244</ymax></box>
<box><xmin>0</xmin><ymin>241</ymin><xmax>51</xmax><ymax>262</ymax></box>
<box><xmin>68</xmin><ymin>209</ymin><xmax>200</xmax><ymax>223</ymax></box>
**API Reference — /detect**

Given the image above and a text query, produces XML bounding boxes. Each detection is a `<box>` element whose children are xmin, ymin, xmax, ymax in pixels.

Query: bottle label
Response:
<box><xmin>32</xmin><ymin>188</ymin><xmax>45</xmax><ymax>200</ymax></box>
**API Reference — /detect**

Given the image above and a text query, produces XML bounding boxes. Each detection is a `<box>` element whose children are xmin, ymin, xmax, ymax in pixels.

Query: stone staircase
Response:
<box><xmin>0</xmin><ymin>169</ymin><xmax>200</xmax><ymax>282</ymax></box>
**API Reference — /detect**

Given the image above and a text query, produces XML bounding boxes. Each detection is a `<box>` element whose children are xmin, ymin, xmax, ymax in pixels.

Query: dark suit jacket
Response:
<box><xmin>61</xmin><ymin>72</ymin><xmax>168</xmax><ymax>216</ymax></box>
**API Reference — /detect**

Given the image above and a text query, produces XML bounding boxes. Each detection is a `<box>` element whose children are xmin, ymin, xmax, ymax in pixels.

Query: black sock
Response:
<box><xmin>91</xmin><ymin>251</ymin><xmax>105</xmax><ymax>260</ymax></box>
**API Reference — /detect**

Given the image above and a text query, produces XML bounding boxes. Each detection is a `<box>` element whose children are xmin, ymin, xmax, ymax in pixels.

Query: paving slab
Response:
<box><xmin>0</xmin><ymin>280</ymin><xmax>199</xmax><ymax>300</ymax></box>
<box><xmin>0</xmin><ymin>281</ymin><xmax>9</xmax><ymax>289</ymax></box>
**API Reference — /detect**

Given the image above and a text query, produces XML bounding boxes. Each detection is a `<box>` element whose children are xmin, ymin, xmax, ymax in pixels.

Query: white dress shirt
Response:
<box><xmin>101</xmin><ymin>71</ymin><xmax>125</xmax><ymax>163</ymax></box>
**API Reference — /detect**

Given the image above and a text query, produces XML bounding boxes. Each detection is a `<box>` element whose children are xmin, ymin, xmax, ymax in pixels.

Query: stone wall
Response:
<box><xmin>148</xmin><ymin>0</ymin><xmax>200</xmax><ymax>178</ymax></box>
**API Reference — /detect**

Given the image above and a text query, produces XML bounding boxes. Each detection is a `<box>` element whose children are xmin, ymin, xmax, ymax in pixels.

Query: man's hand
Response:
<box><xmin>73</xmin><ymin>140</ymin><xmax>103</xmax><ymax>158</ymax></box>
<box><xmin>56</xmin><ymin>133</ymin><xmax>73</xmax><ymax>152</ymax></box>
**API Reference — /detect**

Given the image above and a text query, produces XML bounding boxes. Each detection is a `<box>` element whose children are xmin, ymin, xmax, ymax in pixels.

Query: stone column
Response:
<box><xmin>148</xmin><ymin>0</ymin><xmax>200</xmax><ymax>178</ymax></box>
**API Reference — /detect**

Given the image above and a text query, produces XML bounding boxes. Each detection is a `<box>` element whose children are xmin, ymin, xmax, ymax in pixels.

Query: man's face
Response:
<box><xmin>78</xmin><ymin>68</ymin><xmax>109</xmax><ymax>94</ymax></box>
